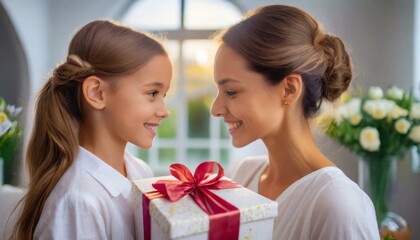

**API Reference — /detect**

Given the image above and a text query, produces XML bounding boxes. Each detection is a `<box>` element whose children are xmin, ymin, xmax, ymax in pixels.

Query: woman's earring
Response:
<box><xmin>284</xmin><ymin>101</ymin><xmax>290</xmax><ymax>107</ymax></box>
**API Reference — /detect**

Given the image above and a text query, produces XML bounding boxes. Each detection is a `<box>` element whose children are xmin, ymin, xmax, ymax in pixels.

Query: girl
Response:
<box><xmin>12</xmin><ymin>20</ymin><xmax>172</xmax><ymax>239</ymax></box>
<box><xmin>211</xmin><ymin>5</ymin><xmax>380</xmax><ymax>240</ymax></box>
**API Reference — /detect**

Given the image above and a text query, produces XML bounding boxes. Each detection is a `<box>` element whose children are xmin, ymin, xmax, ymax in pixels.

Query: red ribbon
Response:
<box><xmin>142</xmin><ymin>161</ymin><xmax>241</xmax><ymax>240</ymax></box>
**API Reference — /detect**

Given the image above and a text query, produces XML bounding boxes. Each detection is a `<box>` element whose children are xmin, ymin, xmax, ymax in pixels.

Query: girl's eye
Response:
<box><xmin>226</xmin><ymin>91</ymin><xmax>237</xmax><ymax>97</ymax></box>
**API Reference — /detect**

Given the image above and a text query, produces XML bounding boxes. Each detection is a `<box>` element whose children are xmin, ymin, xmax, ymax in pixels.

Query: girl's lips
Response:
<box><xmin>144</xmin><ymin>123</ymin><xmax>158</xmax><ymax>136</ymax></box>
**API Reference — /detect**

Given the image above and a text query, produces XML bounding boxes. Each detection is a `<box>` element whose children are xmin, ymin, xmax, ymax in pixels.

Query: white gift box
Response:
<box><xmin>132</xmin><ymin>176</ymin><xmax>278</xmax><ymax>240</ymax></box>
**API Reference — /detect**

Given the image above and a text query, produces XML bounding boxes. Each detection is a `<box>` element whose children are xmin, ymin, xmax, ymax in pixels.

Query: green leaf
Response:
<box><xmin>384</xmin><ymin>234</ymin><xmax>396</xmax><ymax>240</ymax></box>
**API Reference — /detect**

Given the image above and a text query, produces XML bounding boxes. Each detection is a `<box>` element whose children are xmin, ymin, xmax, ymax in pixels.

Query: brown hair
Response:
<box><xmin>219</xmin><ymin>5</ymin><xmax>352</xmax><ymax>117</ymax></box>
<box><xmin>12</xmin><ymin>20</ymin><xmax>166</xmax><ymax>239</ymax></box>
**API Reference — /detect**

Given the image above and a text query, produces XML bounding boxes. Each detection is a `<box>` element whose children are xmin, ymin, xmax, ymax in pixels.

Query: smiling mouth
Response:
<box><xmin>144</xmin><ymin>124</ymin><xmax>157</xmax><ymax>134</ymax></box>
<box><xmin>227</xmin><ymin>121</ymin><xmax>242</xmax><ymax>130</ymax></box>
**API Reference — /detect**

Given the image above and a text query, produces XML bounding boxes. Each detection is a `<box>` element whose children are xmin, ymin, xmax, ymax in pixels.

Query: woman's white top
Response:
<box><xmin>229</xmin><ymin>156</ymin><xmax>380</xmax><ymax>240</ymax></box>
<box><xmin>34</xmin><ymin>146</ymin><xmax>153</xmax><ymax>240</ymax></box>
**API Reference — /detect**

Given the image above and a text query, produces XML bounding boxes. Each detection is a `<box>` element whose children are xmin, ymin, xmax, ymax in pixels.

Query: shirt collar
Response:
<box><xmin>124</xmin><ymin>150</ymin><xmax>147</xmax><ymax>180</ymax></box>
<box><xmin>76</xmin><ymin>146</ymin><xmax>132</xmax><ymax>199</ymax></box>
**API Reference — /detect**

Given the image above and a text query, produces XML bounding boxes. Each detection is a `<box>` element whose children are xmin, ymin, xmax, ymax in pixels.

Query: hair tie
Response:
<box><xmin>67</xmin><ymin>54</ymin><xmax>92</xmax><ymax>69</ymax></box>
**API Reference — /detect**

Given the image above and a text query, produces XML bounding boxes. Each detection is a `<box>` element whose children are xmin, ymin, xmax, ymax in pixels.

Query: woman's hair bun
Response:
<box><xmin>320</xmin><ymin>35</ymin><xmax>352</xmax><ymax>102</ymax></box>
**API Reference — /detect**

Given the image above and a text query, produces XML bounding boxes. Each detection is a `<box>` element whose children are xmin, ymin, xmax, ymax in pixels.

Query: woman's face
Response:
<box><xmin>103</xmin><ymin>54</ymin><xmax>172</xmax><ymax>149</ymax></box>
<box><xmin>211</xmin><ymin>44</ymin><xmax>285</xmax><ymax>147</ymax></box>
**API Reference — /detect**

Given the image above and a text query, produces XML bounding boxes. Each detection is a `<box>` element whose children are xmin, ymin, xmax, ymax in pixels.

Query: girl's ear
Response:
<box><xmin>82</xmin><ymin>76</ymin><xmax>107</xmax><ymax>110</ymax></box>
<box><xmin>281</xmin><ymin>73</ymin><xmax>303</xmax><ymax>106</ymax></box>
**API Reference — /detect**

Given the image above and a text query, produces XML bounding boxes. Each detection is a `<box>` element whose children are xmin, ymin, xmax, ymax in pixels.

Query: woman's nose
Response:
<box><xmin>210</xmin><ymin>96</ymin><xmax>224</xmax><ymax>117</ymax></box>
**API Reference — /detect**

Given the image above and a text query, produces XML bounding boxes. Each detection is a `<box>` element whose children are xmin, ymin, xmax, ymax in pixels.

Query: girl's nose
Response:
<box><xmin>157</xmin><ymin>106</ymin><xmax>170</xmax><ymax>119</ymax></box>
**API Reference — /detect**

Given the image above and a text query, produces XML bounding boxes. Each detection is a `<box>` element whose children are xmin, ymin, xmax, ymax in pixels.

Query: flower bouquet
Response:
<box><xmin>319</xmin><ymin>86</ymin><xmax>416</xmax><ymax>239</ymax></box>
<box><xmin>0</xmin><ymin>97</ymin><xmax>23</xmax><ymax>184</ymax></box>
<box><xmin>321</xmin><ymin>86</ymin><xmax>420</xmax><ymax>158</ymax></box>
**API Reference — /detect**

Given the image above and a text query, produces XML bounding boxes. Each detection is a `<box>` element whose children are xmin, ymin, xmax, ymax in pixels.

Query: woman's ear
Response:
<box><xmin>282</xmin><ymin>73</ymin><xmax>303</xmax><ymax>106</ymax></box>
<box><xmin>82</xmin><ymin>76</ymin><xmax>107</xmax><ymax>110</ymax></box>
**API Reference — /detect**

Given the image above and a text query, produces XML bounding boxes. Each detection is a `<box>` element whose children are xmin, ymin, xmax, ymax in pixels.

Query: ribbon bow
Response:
<box><xmin>142</xmin><ymin>161</ymin><xmax>241</xmax><ymax>240</ymax></box>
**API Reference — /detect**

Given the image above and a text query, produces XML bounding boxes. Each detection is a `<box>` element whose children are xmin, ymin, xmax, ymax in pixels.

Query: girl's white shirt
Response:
<box><xmin>34</xmin><ymin>146</ymin><xmax>153</xmax><ymax>240</ymax></box>
<box><xmin>228</xmin><ymin>156</ymin><xmax>380</xmax><ymax>240</ymax></box>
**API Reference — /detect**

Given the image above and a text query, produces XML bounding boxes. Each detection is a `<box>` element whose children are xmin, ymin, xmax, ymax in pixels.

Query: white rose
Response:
<box><xmin>359</xmin><ymin>127</ymin><xmax>381</xmax><ymax>152</ymax></box>
<box><xmin>363</xmin><ymin>99</ymin><xmax>394</xmax><ymax>119</ymax></box>
<box><xmin>386</xmin><ymin>86</ymin><xmax>404</xmax><ymax>100</ymax></box>
<box><xmin>394</xmin><ymin>118</ymin><xmax>411</xmax><ymax>134</ymax></box>
<box><xmin>409</xmin><ymin>125</ymin><xmax>420</xmax><ymax>142</ymax></box>
<box><xmin>346</xmin><ymin>98</ymin><xmax>362</xmax><ymax>115</ymax></box>
<box><xmin>349</xmin><ymin>114</ymin><xmax>362</xmax><ymax>125</ymax></box>
<box><xmin>389</xmin><ymin>105</ymin><xmax>409</xmax><ymax>119</ymax></box>
<box><xmin>363</xmin><ymin>101</ymin><xmax>377</xmax><ymax>118</ymax></box>
<box><xmin>334</xmin><ymin>98</ymin><xmax>362</xmax><ymax>124</ymax></box>
<box><xmin>0</xmin><ymin>113</ymin><xmax>12</xmax><ymax>137</ymax></box>
<box><xmin>334</xmin><ymin>105</ymin><xmax>348</xmax><ymax>124</ymax></box>
<box><xmin>368</xmin><ymin>86</ymin><xmax>384</xmax><ymax>99</ymax></box>
<box><xmin>409</xmin><ymin>103</ymin><xmax>420</xmax><ymax>120</ymax></box>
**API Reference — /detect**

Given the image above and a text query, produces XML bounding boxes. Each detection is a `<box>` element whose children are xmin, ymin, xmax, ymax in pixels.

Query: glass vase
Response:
<box><xmin>358</xmin><ymin>156</ymin><xmax>411</xmax><ymax>240</ymax></box>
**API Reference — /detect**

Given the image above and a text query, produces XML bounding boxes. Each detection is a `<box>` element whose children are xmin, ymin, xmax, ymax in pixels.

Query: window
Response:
<box><xmin>121</xmin><ymin>0</ymin><xmax>243</xmax><ymax>174</ymax></box>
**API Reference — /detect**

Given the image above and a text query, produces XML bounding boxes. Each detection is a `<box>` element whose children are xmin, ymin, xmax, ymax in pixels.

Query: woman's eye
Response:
<box><xmin>226</xmin><ymin>91</ymin><xmax>237</xmax><ymax>97</ymax></box>
<box><xmin>149</xmin><ymin>91</ymin><xmax>158</xmax><ymax>97</ymax></box>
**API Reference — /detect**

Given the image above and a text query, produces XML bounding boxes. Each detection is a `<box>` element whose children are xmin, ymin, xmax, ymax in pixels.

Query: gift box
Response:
<box><xmin>131</xmin><ymin>162</ymin><xmax>278</xmax><ymax>240</ymax></box>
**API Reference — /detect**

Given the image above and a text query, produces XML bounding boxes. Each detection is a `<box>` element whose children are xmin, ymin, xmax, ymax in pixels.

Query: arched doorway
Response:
<box><xmin>0</xmin><ymin>3</ymin><xmax>29</xmax><ymax>185</ymax></box>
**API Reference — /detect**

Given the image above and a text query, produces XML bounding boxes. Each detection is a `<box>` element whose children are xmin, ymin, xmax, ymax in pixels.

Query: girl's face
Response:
<box><xmin>103</xmin><ymin>54</ymin><xmax>172</xmax><ymax>149</ymax></box>
<box><xmin>211</xmin><ymin>44</ymin><xmax>285</xmax><ymax>147</ymax></box>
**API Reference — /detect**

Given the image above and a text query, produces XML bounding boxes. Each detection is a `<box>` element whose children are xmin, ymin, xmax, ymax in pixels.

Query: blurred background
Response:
<box><xmin>0</xmin><ymin>0</ymin><xmax>419</xmax><ymax>238</ymax></box>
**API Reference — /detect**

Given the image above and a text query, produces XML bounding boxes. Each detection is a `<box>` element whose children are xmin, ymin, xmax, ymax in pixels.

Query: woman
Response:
<box><xmin>211</xmin><ymin>5</ymin><xmax>380</xmax><ymax>240</ymax></box>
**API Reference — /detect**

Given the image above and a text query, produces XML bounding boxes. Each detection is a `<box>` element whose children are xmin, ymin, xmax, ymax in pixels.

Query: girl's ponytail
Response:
<box><xmin>13</xmin><ymin>57</ymin><xmax>86</xmax><ymax>239</ymax></box>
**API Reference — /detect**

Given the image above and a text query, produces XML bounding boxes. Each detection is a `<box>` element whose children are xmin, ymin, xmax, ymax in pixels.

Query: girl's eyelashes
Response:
<box><xmin>148</xmin><ymin>90</ymin><xmax>168</xmax><ymax>99</ymax></box>
<box><xmin>226</xmin><ymin>90</ymin><xmax>237</xmax><ymax>97</ymax></box>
